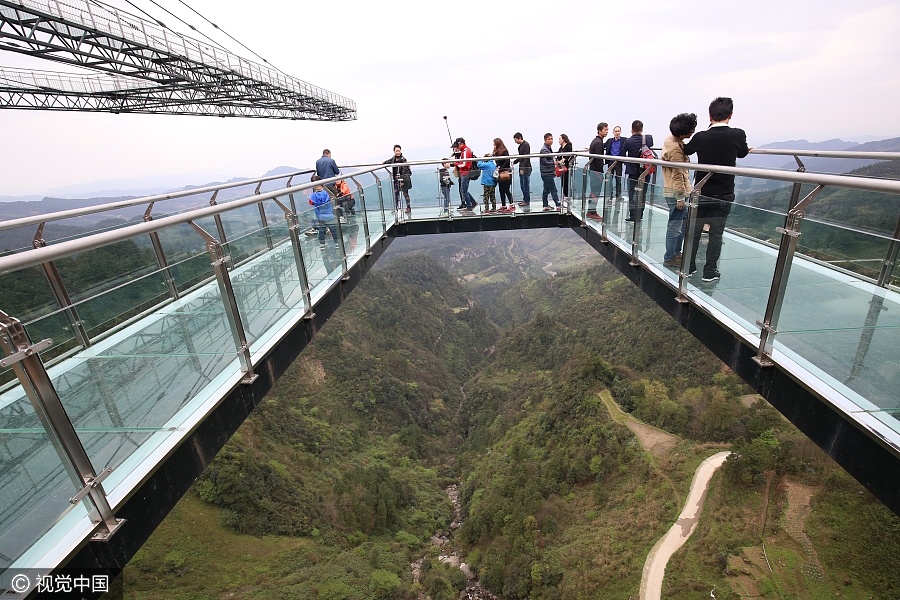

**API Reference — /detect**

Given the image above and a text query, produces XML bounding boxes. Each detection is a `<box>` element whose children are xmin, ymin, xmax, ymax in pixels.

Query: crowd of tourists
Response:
<box><xmin>307</xmin><ymin>96</ymin><xmax>749</xmax><ymax>283</ymax></box>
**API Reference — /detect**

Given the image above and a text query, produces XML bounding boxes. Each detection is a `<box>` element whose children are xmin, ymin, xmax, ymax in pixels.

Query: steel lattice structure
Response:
<box><xmin>0</xmin><ymin>0</ymin><xmax>356</xmax><ymax>120</ymax></box>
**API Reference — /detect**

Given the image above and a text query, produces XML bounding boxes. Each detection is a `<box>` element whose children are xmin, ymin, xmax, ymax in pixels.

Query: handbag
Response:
<box><xmin>498</xmin><ymin>170</ymin><xmax>512</xmax><ymax>182</ymax></box>
<box><xmin>554</xmin><ymin>164</ymin><xmax>568</xmax><ymax>177</ymax></box>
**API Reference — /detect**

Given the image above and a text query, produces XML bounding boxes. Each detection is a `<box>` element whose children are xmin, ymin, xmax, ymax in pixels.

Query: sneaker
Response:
<box><xmin>339</xmin><ymin>217</ymin><xmax>348</xmax><ymax>224</ymax></box>
<box><xmin>305</xmin><ymin>227</ymin><xmax>317</xmax><ymax>236</ymax></box>
<box><xmin>663</xmin><ymin>257</ymin><xmax>680</xmax><ymax>267</ymax></box>
<box><xmin>701</xmin><ymin>273</ymin><xmax>720</xmax><ymax>282</ymax></box>
<box><xmin>335</xmin><ymin>243</ymin><xmax>341</xmax><ymax>250</ymax></box>
<box><xmin>405</xmin><ymin>205</ymin><xmax>411</xmax><ymax>213</ymax></box>
<box><xmin>319</xmin><ymin>244</ymin><xmax>326</xmax><ymax>250</ymax></box>
<box><xmin>517</xmin><ymin>201</ymin><xmax>530</xmax><ymax>207</ymax></box>
<box><xmin>542</xmin><ymin>206</ymin><xmax>553</xmax><ymax>211</ymax></box>
<box><xmin>586</xmin><ymin>212</ymin><xmax>601</xmax><ymax>219</ymax></box>
<box><xmin>457</xmin><ymin>204</ymin><xmax>467</xmax><ymax>210</ymax></box>
<box><xmin>625</xmin><ymin>217</ymin><xmax>634</xmax><ymax>222</ymax></box>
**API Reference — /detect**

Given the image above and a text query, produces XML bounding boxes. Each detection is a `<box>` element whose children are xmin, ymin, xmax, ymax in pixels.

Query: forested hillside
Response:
<box><xmin>120</xmin><ymin>230</ymin><xmax>900</xmax><ymax>600</ymax></box>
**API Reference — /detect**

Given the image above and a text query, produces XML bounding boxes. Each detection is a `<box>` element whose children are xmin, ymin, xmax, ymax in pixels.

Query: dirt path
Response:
<box><xmin>782</xmin><ymin>481</ymin><xmax>825</xmax><ymax>584</ymax></box>
<box><xmin>599</xmin><ymin>390</ymin><xmax>679</xmax><ymax>458</ymax></box>
<box><xmin>639</xmin><ymin>451</ymin><xmax>731</xmax><ymax>600</ymax></box>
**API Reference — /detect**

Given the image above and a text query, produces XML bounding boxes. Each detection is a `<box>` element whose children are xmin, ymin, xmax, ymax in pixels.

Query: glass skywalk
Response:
<box><xmin>0</xmin><ymin>151</ymin><xmax>897</xmax><ymax>581</ymax></box>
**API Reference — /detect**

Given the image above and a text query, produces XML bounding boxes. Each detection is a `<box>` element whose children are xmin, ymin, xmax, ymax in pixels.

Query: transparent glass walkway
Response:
<box><xmin>0</xmin><ymin>159</ymin><xmax>897</xmax><ymax>576</ymax></box>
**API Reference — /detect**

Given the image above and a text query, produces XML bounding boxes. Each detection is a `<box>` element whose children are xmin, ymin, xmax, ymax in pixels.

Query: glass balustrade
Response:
<box><xmin>574</xmin><ymin>168</ymin><xmax>900</xmax><ymax>439</ymax></box>
<box><xmin>0</xmin><ymin>187</ymin><xmax>379</xmax><ymax>571</ymax></box>
<box><xmin>0</xmin><ymin>156</ymin><xmax>897</xmax><ymax>575</ymax></box>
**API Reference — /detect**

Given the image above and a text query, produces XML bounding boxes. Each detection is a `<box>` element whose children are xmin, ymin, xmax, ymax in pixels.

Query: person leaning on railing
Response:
<box><xmin>661</xmin><ymin>113</ymin><xmax>698</xmax><ymax>267</ymax></box>
<box><xmin>683</xmin><ymin>97</ymin><xmax>751</xmax><ymax>283</ymax></box>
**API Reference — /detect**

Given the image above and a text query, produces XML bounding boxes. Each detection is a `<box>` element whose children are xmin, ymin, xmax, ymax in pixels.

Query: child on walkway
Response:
<box><xmin>477</xmin><ymin>154</ymin><xmax>497</xmax><ymax>213</ymax></box>
<box><xmin>439</xmin><ymin>160</ymin><xmax>455</xmax><ymax>216</ymax></box>
<box><xmin>308</xmin><ymin>177</ymin><xmax>339</xmax><ymax>250</ymax></box>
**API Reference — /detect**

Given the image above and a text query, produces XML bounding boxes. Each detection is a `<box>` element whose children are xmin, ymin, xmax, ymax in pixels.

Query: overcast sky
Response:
<box><xmin>1</xmin><ymin>0</ymin><xmax>899</xmax><ymax>196</ymax></box>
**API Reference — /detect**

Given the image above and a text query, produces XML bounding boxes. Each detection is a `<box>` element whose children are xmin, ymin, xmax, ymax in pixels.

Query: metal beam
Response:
<box><xmin>0</xmin><ymin>1</ymin><xmax>356</xmax><ymax>120</ymax></box>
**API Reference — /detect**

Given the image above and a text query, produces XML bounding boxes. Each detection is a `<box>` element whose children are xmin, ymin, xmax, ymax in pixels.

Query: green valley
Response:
<box><xmin>118</xmin><ymin>230</ymin><xmax>900</xmax><ymax>600</ymax></box>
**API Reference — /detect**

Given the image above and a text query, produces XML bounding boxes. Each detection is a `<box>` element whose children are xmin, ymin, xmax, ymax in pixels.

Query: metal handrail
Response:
<box><xmin>2</xmin><ymin>154</ymin><xmax>900</xmax><ymax>276</ymax></box>
<box><xmin>4</xmin><ymin>146</ymin><xmax>897</xmax><ymax>234</ymax></box>
<box><xmin>747</xmin><ymin>148</ymin><xmax>900</xmax><ymax>161</ymax></box>
<box><xmin>0</xmin><ymin>169</ymin><xmax>380</xmax><ymax>275</ymax></box>
<box><xmin>0</xmin><ymin>168</ymin><xmax>316</xmax><ymax>232</ymax></box>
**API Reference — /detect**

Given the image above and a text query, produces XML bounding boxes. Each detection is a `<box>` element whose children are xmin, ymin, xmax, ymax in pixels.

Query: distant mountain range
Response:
<box><xmin>739</xmin><ymin>137</ymin><xmax>900</xmax><ymax>173</ymax></box>
<box><xmin>0</xmin><ymin>166</ymin><xmax>303</xmax><ymax>205</ymax></box>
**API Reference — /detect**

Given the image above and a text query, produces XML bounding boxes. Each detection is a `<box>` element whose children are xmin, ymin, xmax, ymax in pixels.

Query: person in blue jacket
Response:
<box><xmin>477</xmin><ymin>154</ymin><xmax>497</xmax><ymax>213</ymax></box>
<box><xmin>308</xmin><ymin>177</ymin><xmax>340</xmax><ymax>250</ymax></box>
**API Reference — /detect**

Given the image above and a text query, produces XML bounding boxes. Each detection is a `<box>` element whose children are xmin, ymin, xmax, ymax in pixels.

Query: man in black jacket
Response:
<box><xmin>684</xmin><ymin>97</ymin><xmax>750</xmax><ymax>282</ymax></box>
<box><xmin>538</xmin><ymin>133</ymin><xmax>560</xmax><ymax>210</ymax></box>
<box><xmin>513</xmin><ymin>133</ymin><xmax>532</xmax><ymax>207</ymax></box>
<box><xmin>621</xmin><ymin>120</ymin><xmax>653</xmax><ymax>222</ymax></box>
<box><xmin>587</xmin><ymin>122</ymin><xmax>608</xmax><ymax>217</ymax></box>
<box><xmin>383</xmin><ymin>144</ymin><xmax>412</xmax><ymax>213</ymax></box>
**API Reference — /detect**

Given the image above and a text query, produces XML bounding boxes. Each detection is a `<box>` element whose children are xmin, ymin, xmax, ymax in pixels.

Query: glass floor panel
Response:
<box><xmin>0</xmin><ymin>220</ymin><xmax>380</xmax><ymax>570</ymax></box>
<box><xmin>578</xmin><ymin>201</ymin><xmax>900</xmax><ymax>421</ymax></box>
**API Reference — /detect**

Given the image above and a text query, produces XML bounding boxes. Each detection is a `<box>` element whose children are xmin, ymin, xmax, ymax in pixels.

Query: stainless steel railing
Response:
<box><xmin>2</xmin><ymin>154</ymin><xmax>900</xmax><ymax>274</ymax></box>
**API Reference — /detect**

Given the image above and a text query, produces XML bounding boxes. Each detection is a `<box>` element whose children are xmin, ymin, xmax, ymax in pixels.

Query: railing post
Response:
<box><xmin>676</xmin><ymin>173</ymin><xmax>714</xmax><ymax>303</ymax></box>
<box><xmin>373</xmin><ymin>171</ymin><xmax>387</xmax><ymax>234</ymax></box>
<box><xmin>286</xmin><ymin>175</ymin><xmax>298</xmax><ymax>214</ymax></box>
<box><xmin>271</xmin><ymin>198</ymin><xmax>314</xmax><ymax>317</ymax></box>
<box><xmin>188</xmin><ymin>222</ymin><xmax>257</xmax><ymax>384</ymax></box>
<box><xmin>349</xmin><ymin>176</ymin><xmax>372</xmax><ymax>254</ymax></box>
<box><xmin>209</xmin><ymin>190</ymin><xmax>231</xmax><ymax>265</ymax></box>
<box><xmin>877</xmin><ymin>212</ymin><xmax>900</xmax><ymax>288</ymax></box>
<box><xmin>580</xmin><ymin>164</ymin><xmax>588</xmax><ymax>221</ymax></box>
<box><xmin>601</xmin><ymin>162</ymin><xmax>618</xmax><ymax>242</ymax></box>
<box><xmin>255</xmin><ymin>182</ymin><xmax>274</xmax><ymax>251</ymax></box>
<box><xmin>143</xmin><ymin>204</ymin><xmax>179</xmax><ymax>300</ymax></box>
<box><xmin>629</xmin><ymin>166</ymin><xmax>653</xmax><ymax>267</ymax></box>
<box><xmin>0</xmin><ymin>310</ymin><xmax>124</xmax><ymax>541</ymax></box>
<box><xmin>753</xmin><ymin>185</ymin><xmax>825</xmax><ymax>367</ymax></box>
<box><xmin>32</xmin><ymin>223</ymin><xmax>91</xmax><ymax>349</ymax></box>
<box><xmin>326</xmin><ymin>190</ymin><xmax>350</xmax><ymax>280</ymax></box>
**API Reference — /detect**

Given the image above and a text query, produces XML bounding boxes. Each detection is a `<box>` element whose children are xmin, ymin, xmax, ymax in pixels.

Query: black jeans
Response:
<box><xmin>498</xmin><ymin>175</ymin><xmax>512</xmax><ymax>205</ymax></box>
<box><xmin>608</xmin><ymin>162</ymin><xmax>622</xmax><ymax>197</ymax></box>
<box><xmin>688</xmin><ymin>194</ymin><xmax>734</xmax><ymax>277</ymax></box>
<box><xmin>626</xmin><ymin>175</ymin><xmax>646</xmax><ymax>220</ymax></box>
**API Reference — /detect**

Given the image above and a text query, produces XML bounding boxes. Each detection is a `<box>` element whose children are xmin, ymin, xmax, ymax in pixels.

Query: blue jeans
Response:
<box><xmin>318</xmin><ymin>219</ymin><xmax>338</xmax><ymax>245</ymax></box>
<box><xmin>519</xmin><ymin>169</ymin><xmax>531</xmax><ymax>203</ymax></box>
<box><xmin>664</xmin><ymin>196</ymin><xmax>686</xmax><ymax>261</ymax></box>
<box><xmin>440</xmin><ymin>185</ymin><xmax>451</xmax><ymax>210</ymax></box>
<box><xmin>459</xmin><ymin>176</ymin><xmax>476</xmax><ymax>209</ymax></box>
<box><xmin>541</xmin><ymin>174</ymin><xmax>559</xmax><ymax>207</ymax></box>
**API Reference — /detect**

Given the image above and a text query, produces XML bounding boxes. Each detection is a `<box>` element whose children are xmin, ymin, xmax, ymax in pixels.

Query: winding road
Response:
<box><xmin>639</xmin><ymin>451</ymin><xmax>732</xmax><ymax>600</ymax></box>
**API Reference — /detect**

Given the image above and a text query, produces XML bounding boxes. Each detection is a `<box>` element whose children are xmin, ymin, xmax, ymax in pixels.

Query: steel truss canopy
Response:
<box><xmin>0</xmin><ymin>0</ymin><xmax>356</xmax><ymax>120</ymax></box>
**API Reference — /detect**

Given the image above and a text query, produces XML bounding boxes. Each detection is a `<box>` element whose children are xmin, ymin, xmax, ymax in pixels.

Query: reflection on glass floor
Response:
<box><xmin>579</xmin><ymin>196</ymin><xmax>900</xmax><ymax>426</ymax></box>
<box><xmin>0</xmin><ymin>216</ymin><xmax>371</xmax><ymax>570</ymax></box>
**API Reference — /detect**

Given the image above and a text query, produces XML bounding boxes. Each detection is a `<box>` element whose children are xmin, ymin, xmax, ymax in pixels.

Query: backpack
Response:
<box><xmin>640</xmin><ymin>134</ymin><xmax>658</xmax><ymax>174</ymax></box>
<box><xmin>461</xmin><ymin>147</ymin><xmax>480</xmax><ymax>180</ymax></box>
